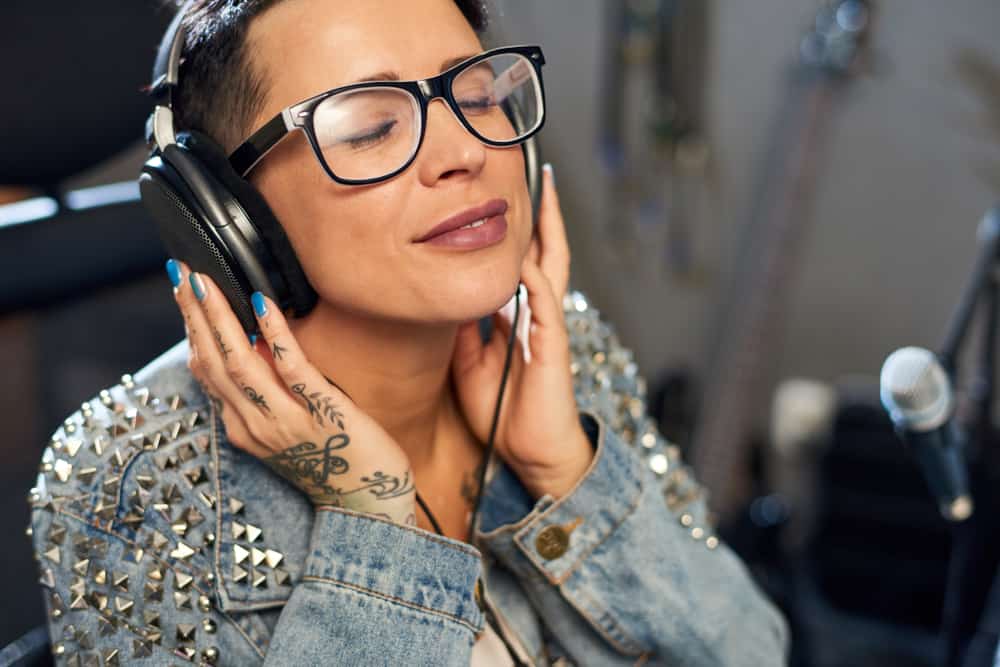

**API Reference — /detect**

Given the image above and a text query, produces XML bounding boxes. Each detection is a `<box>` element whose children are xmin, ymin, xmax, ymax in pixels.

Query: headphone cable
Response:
<box><xmin>416</xmin><ymin>287</ymin><xmax>525</xmax><ymax>666</ymax></box>
<box><xmin>326</xmin><ymin>290</ymin><xmax>523</xmax><ymax>661</ymax></box>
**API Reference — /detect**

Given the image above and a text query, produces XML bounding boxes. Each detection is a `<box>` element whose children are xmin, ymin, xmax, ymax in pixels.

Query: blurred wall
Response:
<box><xmin>493</xmin><ymin>0</ymin><xmax>1000</xmax><ymax>421</ymax></box>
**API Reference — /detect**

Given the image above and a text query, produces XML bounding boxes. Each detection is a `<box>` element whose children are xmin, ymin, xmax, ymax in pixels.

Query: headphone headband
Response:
<box><xmin>146</xmin><ymin>2</ymin><xmax>190</xmax><ymax>150</ymax></box>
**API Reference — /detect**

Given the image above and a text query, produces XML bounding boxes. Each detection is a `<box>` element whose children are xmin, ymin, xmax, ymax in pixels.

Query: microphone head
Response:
<box><xmin>880</xmin><ymin>346</ymin><xmax>953</xmax><ymax>432</ymax></box>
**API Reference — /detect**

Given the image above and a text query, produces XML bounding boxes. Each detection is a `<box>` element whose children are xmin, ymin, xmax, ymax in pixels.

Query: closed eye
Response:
<box><xmin>342</xmin><ymin>119</ymin><xmax>398</xmax><ymax>148</ymax></box>
<box><xmin>457</xmin><ymin>96</ymin><xmax>497</xmax><ymax>114</ymax></box>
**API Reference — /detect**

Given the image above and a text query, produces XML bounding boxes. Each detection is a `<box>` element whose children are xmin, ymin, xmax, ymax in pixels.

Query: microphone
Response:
<box><xmin>880</xmin><ymin>346</ymin><xmax>973</xmax><ymax>521</ymax></box>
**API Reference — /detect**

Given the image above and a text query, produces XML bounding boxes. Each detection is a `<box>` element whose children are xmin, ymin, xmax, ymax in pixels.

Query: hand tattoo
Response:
<box><xmin>264</xmin><ymin>433</ymin><xmax>415</xmax><ymax>513</ymax></box>
<box><xmin>314</xmin><ymin>469</ymin><xmax>414</xmax><ymax>509</ymax></box>
<box><xmin>213</xmin><ymin>328</ymin><xmax>231</xmax><ymax>360</ymax></box>
<box><xmin>291</xmin><ymin>383</ymin><xmax>345</xmax><ymax>429</ymax></box>
<box><xmin>242</xmin><ymin>385</ymin><xmax>270</xmax><ymax>413</ymax></box>
<box><xmin>354</xmin><ymin>470</ymin><xmax>415</xmax><ymax>500</ymax></box>
<box><xmin>272</xmin><ymin>343</ymin><xmax>287</xmax><ymax>360</ymax></box>
<box><xmin>264</xmin><ymin>434</ymin><xmax>351</xmax><ymax>496</ymax></box>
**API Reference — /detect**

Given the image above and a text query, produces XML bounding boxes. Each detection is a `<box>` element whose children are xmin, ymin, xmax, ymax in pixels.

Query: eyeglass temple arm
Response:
<box><xmin>229</xmin><ymin>113</ymin><xmax>291</xmax><ymax>178</ymax></box>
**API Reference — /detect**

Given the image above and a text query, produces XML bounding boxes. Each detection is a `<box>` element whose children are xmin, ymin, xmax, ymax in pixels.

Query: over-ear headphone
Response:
<box><xmin>139</xmin><ymin>2</ymin><xmax>543</xmax><ymax>334</ymax></box>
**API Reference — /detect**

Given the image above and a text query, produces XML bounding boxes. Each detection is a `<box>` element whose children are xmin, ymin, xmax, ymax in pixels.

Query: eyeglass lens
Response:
<box><xmin>311</xmin><ymin>52</ymin><xmax>542</xmax><ymax>182</ymax></box>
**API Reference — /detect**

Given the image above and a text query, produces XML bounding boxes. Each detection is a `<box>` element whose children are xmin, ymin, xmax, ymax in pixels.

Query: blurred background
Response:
<box><xmin>2</xmin><ymin>0</ymin><xmax>999</xmax><ymax>665</ymax></box>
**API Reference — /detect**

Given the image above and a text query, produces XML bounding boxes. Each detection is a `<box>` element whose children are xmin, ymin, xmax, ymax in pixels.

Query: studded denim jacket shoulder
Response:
<box><xmin>29</xmin><ymin>291</ymin><xmax>788</xmax><ymax>666</ymax></box>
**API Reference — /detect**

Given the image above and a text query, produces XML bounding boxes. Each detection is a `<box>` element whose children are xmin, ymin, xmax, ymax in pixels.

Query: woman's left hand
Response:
<box><xmin>451</xmin><ymin>165</ymin><xmax>593</xmax><ymax>501</ymax></box>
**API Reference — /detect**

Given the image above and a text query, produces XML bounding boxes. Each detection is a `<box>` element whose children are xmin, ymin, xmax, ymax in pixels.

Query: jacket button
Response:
<box><xmin>535</xmin><ymin>524</ymin><xmax>570</xmax><ymax>560</ymax></box>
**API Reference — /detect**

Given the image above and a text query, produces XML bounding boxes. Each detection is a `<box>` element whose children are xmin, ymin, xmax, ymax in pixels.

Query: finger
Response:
<box><xmin>195</xmin><ymin>374</ymin><xmax>271</xmax><ymax>458</ymax></box>
<box><xmin>518</xmin><ymin>258</ymin><xmax>569</xmax><ymax>366</ymax></box>
<box><xmin>170</xmin><ymin>261</ymin><xmax>270</xmax><ymax>458</ymax></box>
<box><xmin>491</xmin><ymin>309</ymin><xmax>528</xmax><ymax>382</ymax></box>
<box><xmin>536</xmin><ymin>164</ymin><xmax>571</xmax><ymax>299</ymax></box>
<box><xmin>250</xmin><ymin>291</ymin><xmax>353</xmax><ymax>428</ymax></box>
<box><xmin>526</xmin><ymin>234</ymin><xmax>541</xmax><ymax>266</ymax></box>
<box><xmin>189</xmin><ymin>272</ymin><xmax>301</xmax><ymax>421</ymax></box>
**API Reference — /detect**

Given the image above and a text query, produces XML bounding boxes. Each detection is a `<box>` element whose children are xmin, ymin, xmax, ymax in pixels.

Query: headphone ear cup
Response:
<box><xmin>139</xmin><ymin>146</ymin><xmax>260</xmax><ymax>332</ymax></box>
<box><xmin>178</xmin><ymin>131</ymin><xmax>318</xmax><ymax>318</ymax></box>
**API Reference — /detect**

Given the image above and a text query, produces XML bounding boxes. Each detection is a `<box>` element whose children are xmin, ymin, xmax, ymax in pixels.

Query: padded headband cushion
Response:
<box><xmin>176</xmin><ymin>130</ymin><xmax>318</xmax><ymax>316</ymax></box>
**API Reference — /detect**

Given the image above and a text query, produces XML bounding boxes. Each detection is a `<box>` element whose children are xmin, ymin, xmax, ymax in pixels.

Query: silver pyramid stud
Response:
<box><xmin>176</xmin><ymin>623</ymin><xmax>196</xmax><ymax>641</ymax></box>
<box><xmin>132</xmin><ymin>386</ymin><xmax>150</xmax><ymax>406</ymax></box>
<box><xmin>174</xmin><ymin>572</ymin><xmax>193</xmax><ymax>590</ymax></box>
<box><xmin>264</xmin><ymin>549</ymin><xmax>284</xmax><ymax>569</ymax></box>
<box><xmin>48</xmin><ymin>524</ymin><xmax>67</xmax><ymax>545</ymax></box>
<box><xmin>97</xmin><ymin>615</ymin><xmax>116</xmax><ymax>637</ymax></box>
<box><xmin>233</xmin><ymin>545</ymin><xmax>249</xmax><ymax>564</ymax></box>
<box><xmin>177</xmin><ymin>443</ymin><xmax>197</xmax><ymax>462</ymax></box>
<box><xmin>53</xmin><ymin>460</ymin><xmax>73</xmax><ymax>483</ymax></box>
<box><xmin>143</xmin><ymin>581</ymin><xmax>163</xmax><ymax>602</ymax></box>
<box><xmin>176</xmin><ymin>646</ymin><xmax>197</xmax><ymax>661</ymax></box>
<box><xmin>169</xmin><ymin>541</ymin><xmax>195</xmax><ymax>560</ymax></box>
<box><xmin>184</xmin><ymin>466</ymin><xmax>207</xmax><ymax>486</ymax></box>
<box><xmin>132</xmin><ymin>638</ymin><xmax>152</xmax><ymax>658</ymax></box>
<box><xmin>64</xmin><ymin>438</ymin><xmax>83</xmax><ymax>458</ymax></box>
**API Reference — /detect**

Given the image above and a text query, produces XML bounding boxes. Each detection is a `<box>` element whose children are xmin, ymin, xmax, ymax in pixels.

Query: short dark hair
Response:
<box><xmin>166</xmin><ymin>0</ymin><xmax>489</xmax><ymax>153</ymax></box>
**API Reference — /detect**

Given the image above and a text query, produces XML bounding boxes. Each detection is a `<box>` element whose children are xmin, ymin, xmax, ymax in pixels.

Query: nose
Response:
<box><xmin>415</xmin><ymin>97</ymin><xmax>487</xmax><ymax>188</ymax></box>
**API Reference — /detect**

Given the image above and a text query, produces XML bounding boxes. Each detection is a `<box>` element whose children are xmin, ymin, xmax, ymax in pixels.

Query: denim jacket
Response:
<box><xmin>29</xmin><ymin>290</ymin><xmax>788</xmax><ymax>666</ymax></box>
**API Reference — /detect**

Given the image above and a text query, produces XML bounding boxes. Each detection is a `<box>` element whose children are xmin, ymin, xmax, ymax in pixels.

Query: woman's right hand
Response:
<box><xmin>167</xmin><ymin>259</ymin><xmax>416</xmax><ymax>525</ymax></box>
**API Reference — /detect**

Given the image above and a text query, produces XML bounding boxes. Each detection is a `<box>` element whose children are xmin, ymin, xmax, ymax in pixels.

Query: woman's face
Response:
<box><xmin>245</xmin><ymin>0</ymin><xmax>534</xmax><ymax>325</ymax></box>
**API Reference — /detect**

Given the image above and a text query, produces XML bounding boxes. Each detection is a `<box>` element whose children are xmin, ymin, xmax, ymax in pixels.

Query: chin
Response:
<box><xmin>420</xmin><ymin>244</ymin><xmax>526</xmax><ymax>319</ymax></box>
<box><xmin>377</xmin><ymin>222</ymin><xmax>528</xmax><ymax>324</ymax></box>
<box><xmin>427</xmin><ymin>269</ymin><xmax>521</xmax><ymax>323</ymax></box>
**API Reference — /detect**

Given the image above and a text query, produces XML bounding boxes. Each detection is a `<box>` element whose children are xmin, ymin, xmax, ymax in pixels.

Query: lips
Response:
<box><xmin>414</xmin><ymin>198</ymin><xmax>509</xmax><ymax>243</ymax></box>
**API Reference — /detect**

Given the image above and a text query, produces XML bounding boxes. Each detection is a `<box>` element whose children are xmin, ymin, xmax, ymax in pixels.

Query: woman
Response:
<box><xmin>29</xmin><ymin>0</ymin><xmax>788</xmax><ymax>664</ymax></box>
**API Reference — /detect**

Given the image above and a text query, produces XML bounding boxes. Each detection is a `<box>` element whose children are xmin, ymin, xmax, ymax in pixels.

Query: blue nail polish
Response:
<box><xmin>249</xmin><ymin>334</ymin><xmax>258</xmax><ymax>345</ymax></box>
<box><xmin>166</xmin><ymin>259</ymin><xmax>182</xmax><ymax>288</ymax></box>
<box><xmin>189</xmin><ymin>272</ymin><xmax>206</xmax><ymax>301</ymax></box>
<box><xmin>251</xmin><ymin>292</ymin><xmax>267</xmax><ymax>317</ymax></box>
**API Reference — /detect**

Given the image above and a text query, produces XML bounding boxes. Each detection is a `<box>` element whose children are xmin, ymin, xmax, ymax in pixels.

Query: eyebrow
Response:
<box><xmin>352</xmin><ymin>53</ymin><xmax>479</xmax><ymax>84</ymax></box>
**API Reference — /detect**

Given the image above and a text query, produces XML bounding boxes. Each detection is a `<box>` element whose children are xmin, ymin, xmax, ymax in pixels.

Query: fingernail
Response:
<box><xmin>251</xmin><ymin>291</ymin><xmax>267</xmax><ymax>317</ymax></box>
<box><xmin>166</xmin><ymin>258</ymin><xmax>182</xmax><ymax>288</ymax></box>
<box><xmin>249</xmin><ymin>334</ymin><xmax>258</xmax><ymax>345</ymax></box>
<box><xmin>543</xmin><ymin>162</ymin><xmax>555</xmax><ymax>184</ymax></box>
<box><xmin>189</xmin><ymin>272</ymin><xmax>206</xmax><ymax>301</ymax></box>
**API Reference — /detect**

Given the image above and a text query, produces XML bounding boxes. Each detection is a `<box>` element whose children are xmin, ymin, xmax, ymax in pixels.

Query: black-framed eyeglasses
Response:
<box><xmin>228</xmin><ymin>44</ymin><xmax>546</xmax><ymax>185</ymax></box>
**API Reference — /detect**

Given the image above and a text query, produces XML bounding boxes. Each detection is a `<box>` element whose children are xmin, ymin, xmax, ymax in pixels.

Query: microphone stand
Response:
<box><xmin>934</xmin><ymin>206</ymin><xmax>1000</xmax><ymax>667</ymax></box>
<box><xmin>939</xmin><ymin>208</ymin><xmax>1000</xmax><ymax>377</ymax></box>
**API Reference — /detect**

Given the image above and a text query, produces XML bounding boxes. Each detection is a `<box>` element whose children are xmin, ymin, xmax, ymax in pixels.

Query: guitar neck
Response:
<box><xmin>689</xmin><ymin>0</ymin><xmax>873</xmax><ymax>520</ymax></box>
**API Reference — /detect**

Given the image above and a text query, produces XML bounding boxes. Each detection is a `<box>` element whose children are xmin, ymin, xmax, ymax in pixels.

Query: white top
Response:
<box><xmin>470</xmin><ymin>623</ymin><xmax>515</xmax><ymax>667</ymax></box>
